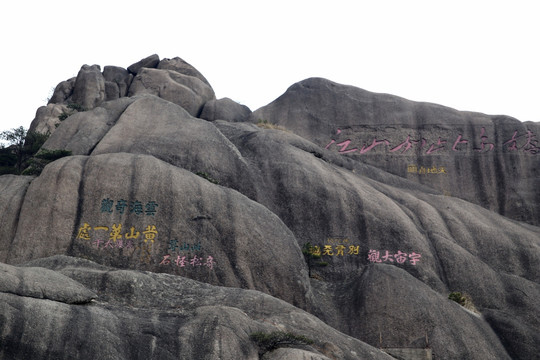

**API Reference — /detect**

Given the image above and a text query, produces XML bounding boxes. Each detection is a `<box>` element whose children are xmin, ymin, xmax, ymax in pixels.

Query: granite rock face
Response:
<box><xmin>251</xmin><ymin>77</ymin><xmax>540</xmax><ymax>226</ymax></box>
<box><xmin>1</xmin><ymin>55</ymin><xmax>539</xmax><ymax>359</ymax></box>
<box><xmin>200</xmin><ymin>97</ymin><xmax>252</xmax><ymax>122</ymax></box>
<box><xmin>127</xmin><ymin>68</ymin><xmax>215</xmax><ymax>117</ymax></box>
<box><xmin>0</xmin><ymin>255</ymin><xmax>392</xmax><ymax>360</ymax></box>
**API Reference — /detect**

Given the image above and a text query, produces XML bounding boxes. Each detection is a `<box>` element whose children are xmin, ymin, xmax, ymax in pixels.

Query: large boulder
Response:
<box><xmin>28</xmin><ymin>103</ymin><xmax>66</xmax><ymax>135</ymax></box>
<box><xmin>312</xmin><ymin>264</ymin><xmax>512</xmax><ymax>359</ymax></box>
<box><xmin>0</xmin><ymin>261</ymin><xmax>96</xmax><ymax>303</ymax></box>
<box><xmin>128</xmin><ymin>68</ymin><xmax>215</xmax><ymax>116</ymax></box>
<box><xmin>89</xmin><ymin>95</ymin><xmax>255</xmax><ymax>197</ymax></box>
<box><xmin>5</xmin><ymin>152</ymin><xmax>310</xmax><ymax>308</ymax></box>
<box><xmin>70</xmin><ymin>64</ymin><xmax>106</xmax><ymax>110</ymax></box>
<box><xmin>2</xmin><ymin>55</ymin><xmax>539</xmax><ymax>359</ymax></box>
<box><xmin>48</xmin><ymin>77</ymin><xmax>75</xmax><ymax>104</ymax></box>
<box><xmin>0</xmin><ymin>255</ymin><xmax>394</xmax><ymax>360</ymax></box>
<box><xmin>157</xmin><ymin>56</ymin><xmax>213</xmax><ymax>88</ymax></box>
<box><xmin>0</xmin><ymin>175</ymin><xmax>33</xmax><ymax>261</ymax></box>
<box><xmin>251</xmin><ymin>77</ymin><xmax>540</xmax><ymax>226</ymax></box>
<box><xmin>127</xmin><ymin>53</ymin><xmax>160</xmax><ymax>75</ymax></box>
<box><xmin>41</xmin><ymin>97</ymin><xmax>136</xmax><ymax>155</ymax></box>
<box><xmin>200</xmin><ymin>97</ymin><xmax>252</xmax><ymax>122</ymax></box>
<box><xmin>212</xmin><ymin>120</ymin><xmax>540</xmax><ymax>359</ymax></box>
<box><xmin>103</xmin><ymin>65</ymin><xmax>133</xmax><ymax>100</ymax></box>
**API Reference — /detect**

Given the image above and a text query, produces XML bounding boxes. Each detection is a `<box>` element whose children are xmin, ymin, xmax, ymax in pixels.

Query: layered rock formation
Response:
<box><xmin>1</xmin><ymin>54</ymin><xmax>539</xmax><ymax>359</ymax></box>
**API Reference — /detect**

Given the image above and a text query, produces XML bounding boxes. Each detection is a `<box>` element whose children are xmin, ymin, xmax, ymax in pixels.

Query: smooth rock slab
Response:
<box><xmin>0</xmin><ymin>262</ymin><xmax>96</xmax><ymax>304</ymax></box>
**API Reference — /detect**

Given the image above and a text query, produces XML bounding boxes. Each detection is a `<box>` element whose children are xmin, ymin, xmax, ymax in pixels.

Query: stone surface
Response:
<box><xmin>28</xmin><ymin>103</ymin><xmax>66</xmax><ymax>135</ymax></box>
<box><xmin>0</xmin><ymin>175</ymin><xmax>33</xmax><ymax>261</ymax></box>
<box><xmin>48</xmin><ymin>77</ymin><xmax>75</xmax><ymax>104</ymax></box>
<box><xmin>89</xmin><ymin>95</ymin><xmax>256</xmax><ymax>197</ymax></box>
<box><xmin>41</xmin><ymin>97</ymin><xmax>136</xmax><ymax>155</ymax></box>
<box><xmin>0</xmin><ymin>255</ymin><xmax>393</xmax><ymax>360</ymax></box>
<box><xmin>157</xmin><ymin>56</ymin><xmax>213</xmax><ymax>88</ymax></box>
<box><xmin>127</xmin><ymin>53</ymin><xmax>160</xmax><ymax>75</ymax></box>
<box><xmin>128</xmin><ymin>68</ymin><xmax>215</xmax><ymax>116</ymax></box>
<box><xmin>103</xmin><ymin>65</ymin><xmax>133</xmax><ymax>100</ymax></box>
<box><xmin>200</xmin><ymin>97</ymin><xmax>252</xmax><ymax>122</ymax></box>
<box><xmin>70</xmin><ymin>64</ymin><xmax>106</xmax><ymax>110</ymax></box>
<box><xmin>5</xmin><ymin>151</ymin><xmax>310</xmax><ymax>308</ymax></box>
<box><xmin>251</xmin><ymin>77</ymin><xmax>540</xmax><ymax>226</ymax></box>
<box><xmin>262</xmin><ymin>348</ymin><xmax>332</xmax><ymax>359</ymax></box>
<box><xmin>0</xmin><ymin>261</ymin><xmax>96</xmax><ymax>303</ymax></box>
<box><xmin>1</xmin><ymin>56</ymin><xmax>539</xmax><ymax>359</ymax></box>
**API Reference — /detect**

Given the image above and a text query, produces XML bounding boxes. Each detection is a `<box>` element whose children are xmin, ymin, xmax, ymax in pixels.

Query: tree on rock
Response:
<box><xmin>0</xmin><ymin>126</ymin><xmax>49</xmax><ymax>174</ymax></box>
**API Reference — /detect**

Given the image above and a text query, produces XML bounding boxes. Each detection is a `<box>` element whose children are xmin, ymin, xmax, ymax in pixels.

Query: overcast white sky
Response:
<box><xmin>1</xmin><ymin>0</ymin><xmax>539</xmax><ymax>137</ymax></box>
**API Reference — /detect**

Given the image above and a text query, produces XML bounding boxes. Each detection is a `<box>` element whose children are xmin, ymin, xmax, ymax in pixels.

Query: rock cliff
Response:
<box><xmin>1</xmin><ymin>54</ymin><xmax>539</xmax><ymax>359</ymax></box>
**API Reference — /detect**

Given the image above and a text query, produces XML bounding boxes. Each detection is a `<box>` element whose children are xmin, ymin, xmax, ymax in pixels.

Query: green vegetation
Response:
<box><xmin>250</xmin><ymin>331</ymin><xmax>314</xmax><ymax>355</ymax></box>
<box><xmin>448</xmin><ymin>291</ymin><xmax>479</xmax><ymax>313</ymax></box>
<box><xmin>0</xmin><ymin>126</ymin><xmax>70</xmax><ymax>176</ymax></box>
<box><xmin>58</xmin><ymin>102</ymin><xmax>86</xmax><ymax>122</ymax></box>
<box><xmin>195</xmin><ymin>171</ymin><xmax>220</xmax><ymax>185</ymax></box>
<box><xmin>22</xmin><ymin>149</ymin><xmax>72</xmax><ymax>176</ymax></box>
<box><xmin>1</xmin><ymin>127</ymin><xmax>50</xmax><ymax>175</ymax></box>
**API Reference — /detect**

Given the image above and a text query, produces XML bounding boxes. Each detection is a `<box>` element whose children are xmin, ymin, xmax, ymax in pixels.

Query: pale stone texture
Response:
<box><xmin>2</xmin><ymin>56</ymin><xmax>539</xmax><ymax>360</ymax></box>
<box><xmin>251</xmin><ymin>77</ymin><xmax>540</xmax><ymax>226</ymax></box>
<box><xmin>71</xmin><ymin>64</ymin><xmax>106</xmax><ymax>110</ymax></box>
<box><xmin>0</xmin><ymin>255</ymin><xmax>393</xmax><ymax>360</ymax></box>
<box><xmin>200</xmin><ymin>97</ymin><xmax>252</xmax><ymax>122</ymax></box>
<box><xmin>128</xmin><ymin>68</ymin><xmax>215</xmax><ymax>116</ymax></box>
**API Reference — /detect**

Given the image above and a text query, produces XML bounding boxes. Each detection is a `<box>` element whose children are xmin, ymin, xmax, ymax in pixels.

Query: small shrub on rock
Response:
<box><xmin>58</xmin><ymin>102</ymin><xmax>86</xmax><ymax>121</ymax></box>
<box><xmin>448</xmin><ymin>291</ymin><xmax>479</xmax><ymax>313</ymax></box>
<box><xmin>256</xmin><ymin>119</ymin><xmax>289</xmax><ymax>132</ymax></box>
<box><xmin>22</xmin><ymin>149</ymin><xmax>72</xmax><ymax>176</ymax></box>
<box><xmin>250</xmin><ymin>331</ymin><xmax>314</xmax><ymax>355</ymax></box>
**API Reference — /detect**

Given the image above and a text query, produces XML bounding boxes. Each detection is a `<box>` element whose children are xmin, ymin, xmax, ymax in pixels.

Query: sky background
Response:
<box><xmin>1</xmin><ymin>0</ymin><xmax>538</xmax><ymax>139</ymax></box>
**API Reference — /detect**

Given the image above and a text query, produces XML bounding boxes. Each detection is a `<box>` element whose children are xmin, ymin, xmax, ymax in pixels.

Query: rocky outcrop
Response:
<box><xmin>71</xmin><ymin>64</ymin><xmax>106</xmax><ymax>110</ymax></box>
<box><xmin>1</xmin><ymin>55</ymin><xmax>539</xmax><ymax>359</ymax></box>
<box><xmin>127</xmin><ymin>53</ymin><xmax>160</xmax><ymax>75</ymax></box>
<box><xmin>48</xmin><ymin>77</ymin><xmax>76</xmax><ymax>104</ymax></box>
<box><xmin>0</xmin><ymin>260</ymin><xmax>96</xmax><ymax>303</ymax></box>
<box><xmin>157</xmin><ymin>56</ymin><xmax>212</xmax><ymax>88</ymax></box>
<box><xmin>251</xmin><ymin>77</ymin><xmax>540</xmax><ymax>226</ymax></box>
<box><xmin>200</xmin><ymin>97</ymin><xmax>252</xmax><ymax>122</ymax></box>
<box><xmin>127</xmin><ymin>68</ymin><xmax>215</xmax><ymax>116</ymax></box>
<box><xmin>103</xmin><ymin>65</ymin><xmax>133</xmax><ymax>100</ymax></box>
<box><xmin>31</xmin><ymin>54</ymin><xmax>215</xmax><ymax>134</ymax></box>
<box><xmin>0</xmin><ymin>255</ymin><xmax>393</xmax><ymax>360</ymax></box>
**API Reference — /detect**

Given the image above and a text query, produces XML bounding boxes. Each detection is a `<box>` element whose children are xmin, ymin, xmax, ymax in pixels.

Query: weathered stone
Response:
<box><xmin>0</xmin><ymin>255</ymin><xmax>393</xmax><ymax>360</ymax></box>
<box><xmin>48</xmin><ymin>77</ymin><xmax>75</xmax><ymax>104</ymax></box>
<box><xmin>0</xmin><ymin>175</ymin><xmax>33</xmax><ymax>262</ymax></box>
<box><xmin>104</xmin><ymin>81</ymin><xmax>119</xmax><ymax>101</ymax></box>
<box><xmin>127</xmin><ymin>54</ymin><xmax>160</xmax><ymax>75</ymax></box>
<box><xmin>128</xmin><ymin>68</ymin><xmax>215</xmax><ymax>116</ymax></box>
<box><xmin>383</xmin><ymin>348</ymin><xmax>432</xmax><ymax>360</ymax></box>
<box><xmin>212</xmin><ymin>121</ymin><xmax>540</xmax><ymax>359</ymax></box>
<box><xmin>5</xmin><ymin>152</ymin><xmax>310</xmax><ymax>308</ymax></box>
<box><xmin>251</xmin><ymin>77</ymin><xmax>540</xmax><ymax>226</ymax></box>
<box><xmin>312</xmin><ymin>264</ymin><xmax>512</xmax><ymax>359</ymax></box>
<box><xmin>0</xmin><ymin>261</ymin><xmax>96</xmax><ymax>303</ymax></box>
<box><xmin>42</xmin><ymin>97</ymin><xmax>136</xmax><ymax>155</ymax></box>
<box><xmin>70</xmin><ymin>64</ymin><xmax>106</xmax><ymax>110</ymax></box>
<box><xmin>1</xmin><ymin>56</ymin><xmax>539</xmax><ymax>360</ymax></box>
<box><xmin>28</xmin><ymin>103</ymin><xmax>67</xmax><ymax>135</ymax></box>
<box><xmin>103</xmin><ymin>65</ymin><xmax>133</xmax><ymax>98</ymax></box>
<box><xmin>200</xmin><ymin>97</ymin><xmax>252</xmax><ymax>122</ymax></box>
<box><xmin>158</xmin><ymin>56</ymin><xmax>213</xmax><ymax>88</ymax></box>
<box><xmin>90</xmin><ymin>95</ymin><xmax>255</xmax><ymax>197</ymax></box>
<box><xmin>262</xmin><ymin>348</ymin><xmax>332</xmax><ymax>359</ymax></box>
